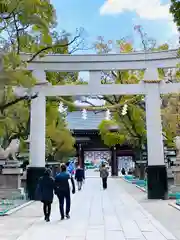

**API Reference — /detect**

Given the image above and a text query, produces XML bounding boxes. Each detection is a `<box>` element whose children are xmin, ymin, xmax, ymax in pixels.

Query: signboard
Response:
<box><xmin>135</xmin><ymin>150</ymin><xmax>147</xmax><ymax>164</ymax></box>
<box><xmin>136</xmin><ymin>160</ymin><xmax>147</xmax><ymax>164</ymax></box>
<box><xmin>142</xmin><ymin>151</ymin><xmax>147</xmax><ymax>161</ymax></box>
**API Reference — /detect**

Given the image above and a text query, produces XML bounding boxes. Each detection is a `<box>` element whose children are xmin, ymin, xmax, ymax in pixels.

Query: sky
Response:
<box><xmin>51</xmin><ymin>0</ymin><xmax>179</xmax><ymax>50</ymax></box>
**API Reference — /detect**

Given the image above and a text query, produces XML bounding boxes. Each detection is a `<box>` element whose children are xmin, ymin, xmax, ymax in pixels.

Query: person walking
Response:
<box><xmin>37</xmin><ymin>168</ymin><xmax>55</xmax><ymax>222</ymax></box>
<box><xmin>55</xmin><ymin>163</ymin><xmax>75</xmax><ymax>220</ymax></box>
<box><xmin>121</xmin><ymin>167</ymin><xmax>126</xmax><ymax>175</ymax></box>
<box><xmin>100</xmin><ymin>163</ymin><xmax>109</xmax><ymax>190</ymax></box>
<box><xmin>75</xmin><ymin>165</ymin><xmax>85</xmax><ymax>191</ymax></box>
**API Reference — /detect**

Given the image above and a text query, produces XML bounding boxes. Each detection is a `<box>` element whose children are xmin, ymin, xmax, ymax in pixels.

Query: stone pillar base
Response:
<box><xmin>147</xmin><ymin>165</ymin><xmax>168</xmax><ymax>200</ymax></box>
<box><xmin>0</xmin><ymin>168</ymin><xmax>23</xmax><ymax>189</ymax></box>
<box><xmin>173</xmin><ymin>166</ymin><xmax>180</xmax><ymax>184</ymax></box>
<box><xmin>169</xmin><ymin>185</ymin><xmax>180</xmax><ymax>194</ymax></box>
<box><xmin>27</xmin><ymin>167</ymin><xmax>45</xmax><ymax>200</ymax></box>
<box><xmin>169</xmin><ymin>165</ymin><xmax>180</xmax><ymax>194</ymax></box>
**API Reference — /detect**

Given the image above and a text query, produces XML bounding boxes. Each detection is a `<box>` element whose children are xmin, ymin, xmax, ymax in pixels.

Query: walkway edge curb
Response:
<box><xmin>122</xmin><ymin>178</ymin><xmax>132</xmax><ymax>183</ymax></box>
<box><xmin>136</xmin><ymin>185</ymin><xmax>147</xmax><ymax>192</ymax></box>
<box><xmin>168</xmin><ymin>201</ymin><xmax>180</xmax><ymax>211</ymax></box>
<box><xmin>1</xmin><ymin>201</ymin><xmax>35</xmax><ymax>216</ymax></box>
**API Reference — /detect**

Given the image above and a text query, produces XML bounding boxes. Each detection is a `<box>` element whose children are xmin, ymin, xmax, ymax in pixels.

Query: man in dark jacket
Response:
<box><xmin>75</xmin><ymin>165</ymin><xmax>85</xmax><ymax>191</ymax></box>
<box><xmin>37</xmin><ymin>168</ymin><xmax>55</xmax><ymax>222</ymax></box>
<box><xmin>55</xmin><ymin>163</ymin><xmax>75</xmax><ymax>220</ymax></box>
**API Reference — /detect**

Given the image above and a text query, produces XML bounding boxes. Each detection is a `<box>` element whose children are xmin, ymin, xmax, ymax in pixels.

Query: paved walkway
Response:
<box><xmin>0</xmin><ymin>174</ymin><xmax>179</xmax><ymax>240</ymax></box>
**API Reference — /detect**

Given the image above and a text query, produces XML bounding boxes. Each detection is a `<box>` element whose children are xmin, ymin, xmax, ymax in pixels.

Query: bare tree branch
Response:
<box><xmin>0</xmin><ymin>5</ymin><xmax>18</xmax><ymax>20</ymax></box>
<box><xmin>111</xmin><ymin>71</ymin><xmax>117</xmax><ymax>78</ymax></box>
<box><xmin>80</xmin><ymin>99</ymin><xmax>107</xmax><ymax>114</ymax></box>
<box><xmin>97</xmin><ymin>96</ymin><xmax>114</xmax><ymax>105</ymax></box>
<box><xmin>2</xmin><ymin>18</ymin><xmax>14</xmax><ymax>45</ymax></box>
<box><xmin>27</xmin><ymin>34</ymin><xmax>81</xmax><ymax>63</ymax></box>
<box><xmin>69</xmin><ymin>45</ymin><xmax>94</xmax><ymax>54</ymax></box>
<box><xmin>18</xmin><ymin>25</ymin><xmax>30</xmax><ymax>32</ymax></box>
<box><xmin>0</xmin><ymin>94</ymin><xmax>38</xmax><ymax>113</ymax></box>
<box><xmin>80</xmin><ymin>100</ymin><xmax>97</xmax><ymax>107</ymax></box>
<box><xmin>134</xmin><ymin>25</ymin><xmax>156</xmax><ymax>51</ymax></box>
<box><xmin>12</xmin><ymin>12</ymin><xmax>20</xmax><ymax>54</ymax></box>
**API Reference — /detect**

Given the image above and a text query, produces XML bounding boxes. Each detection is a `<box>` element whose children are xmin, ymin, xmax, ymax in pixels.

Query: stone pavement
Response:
<box><xmin>0</xmin><ymin>173</ymin><xmax>179</xmax><ymax>240</ymax></box>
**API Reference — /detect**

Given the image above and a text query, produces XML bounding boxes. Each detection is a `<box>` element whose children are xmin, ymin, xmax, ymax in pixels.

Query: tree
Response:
<box><xmin>94</xmin><ymin>34</ymin><xmax>147</xmax><ymax>179</ymax></box>
<box><xmin>0</xmin><ymin>0</ymin><xmax>87</xmax><ymax>161</ymax></box>
<box><xmin>94</xmin><ymin>27</ymin><xmax>177</xmax><ymax>178</ymax></box>
<box><xmin>98</xmin><ymin>120</ymin><xmax>126</xmax><ymax>147</ymax></box>
<box><xmin>45</xmin><ymin>98</ymin><xmax>75</xmax><ymax>161</ymax></box>
<box><xmin>162</xmin><ymin>92</ymin><xmax>180</xmax><ymax>148</ymax></box>
<box><xmin>170</xmin><ymin>0</ymin><xmax>180</xmax><ymax>32</ymax></box>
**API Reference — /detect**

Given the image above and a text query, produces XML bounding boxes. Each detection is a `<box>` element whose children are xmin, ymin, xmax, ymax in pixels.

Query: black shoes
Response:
<box><xmin>45</xmin><ymin>216</ymin><xmax>50</xmax><ymax>222</ymax></box>
<box><xmin>61</xmin><ymin>214</ymin><xmax>70</xmax><ymax>220</ymax></box>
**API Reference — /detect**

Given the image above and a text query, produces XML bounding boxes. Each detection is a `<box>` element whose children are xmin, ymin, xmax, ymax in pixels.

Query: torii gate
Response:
<box><xmin>20</xmin><ymin>50</ymin><xmax>179</xmax><ymax>200</ymax></box>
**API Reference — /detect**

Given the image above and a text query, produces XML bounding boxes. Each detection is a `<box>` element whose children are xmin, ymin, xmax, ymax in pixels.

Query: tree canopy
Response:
<box><xmin>1</xmin><ymin>0</ymin><xmax>179</xmax><ymax>163</ymax></box>
<box><xmin>0</xmin><ymin>0</ymin><xmax>87</xmax><ymax>161</ymax></box>
<box><xmin>170</xmin><ymin>0</ymin><xmax>180</xmax><ymax>32</ymax></box>
<box><xmin>96</xmin><ymin>28</ymin><xmax>180</xmax><ymax>150</ymax></box>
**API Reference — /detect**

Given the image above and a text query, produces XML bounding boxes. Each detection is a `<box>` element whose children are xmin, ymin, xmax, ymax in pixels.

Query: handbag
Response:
<box><xmin>35</xmin><ymin>183</ymin><xmax>42</xmax><ymax>201</ymax></box>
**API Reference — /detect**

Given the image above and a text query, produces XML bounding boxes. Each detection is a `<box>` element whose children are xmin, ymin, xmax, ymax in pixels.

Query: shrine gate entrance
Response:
<box><xmin>19</xmin><ymin>50</ymin><xmax>179</xmax><ymax>200</ymax></box>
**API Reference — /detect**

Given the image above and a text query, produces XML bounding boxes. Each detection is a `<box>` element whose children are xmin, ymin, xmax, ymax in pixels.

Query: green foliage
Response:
<box><xmin>45</xmin><ymin>98</ymin><xmax>75</xmax><ymax>158</ymax></box>
<box><xmin>94</xmin><ymin>37</ymin><xmax>147</xmax><ymax>148</ymax></box>
<box><xmin>0</xmin><ymin>87</ymin><xmax>30</xmax><ymax>142</ymax></box>
<box><xmin>95</xmin><ymin>35</ymin><xmax>178</xmax><ymax>149</ymax></box>
<box><xmin>170</xmin><ymin>0</ymin><xmax>180</xmax><ymax>31</ymax></box>
<box><xmin>162</xmin><ymin>94</ymin><xmax>180</xmax><ymax>138</ymax></box>
<box><xmin>0</xmin><ymin>0</ymin><xmax>77</xmax><ymax>158</ymax></box>
<box><xmin>99</xmin><ymin>120</ymin><xmax>126</xmax><ymax>147</ymax></box>
<box><xmin>0</xmin><ymin>0</ymin><xmax>55</xmax><ymax>38</ymax></box>
<box><xmin>161</xmin><ymin>69</ymin><xmax>180</xmax><ymax>145</ymax></box>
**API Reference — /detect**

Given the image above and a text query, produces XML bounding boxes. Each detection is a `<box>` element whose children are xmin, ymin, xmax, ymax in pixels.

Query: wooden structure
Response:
<box><xmin>66</xmin><ymin>110</ymin><xmax>135</xmax><ymax>175</ymax></box>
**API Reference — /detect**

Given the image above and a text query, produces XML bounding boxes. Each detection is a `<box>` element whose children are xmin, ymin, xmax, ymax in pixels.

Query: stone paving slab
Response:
<box><xmin>117</xmin><ymin>176</ymin><xmax>180</xmax><ymax>239</ymax></box>
<box><xmin>0</xmin><ymin>172</ymin><xmax>178</xmax><ymax>240</ymax></box>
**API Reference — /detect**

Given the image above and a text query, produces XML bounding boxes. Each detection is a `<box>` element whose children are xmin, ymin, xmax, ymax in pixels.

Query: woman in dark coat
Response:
<box><xmin>37</xmin><ymin>168</ymin><xmax>55</xmax><ymax>222</ymax></box>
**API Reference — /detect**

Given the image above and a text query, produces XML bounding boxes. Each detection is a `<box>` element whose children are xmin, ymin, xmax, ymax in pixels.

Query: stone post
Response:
<box><xmin>111</xmin><ymin>146</ymin><xmax>118</xmax><ymax>176</ymax></box>
<box><xmin>174</xmin><ymin>149</ymin><xmax>180</xmax><ymax>187</ymax></box>
<box><xmin>170</xmin><ymin>137</ymin><xmax>180</xmax><ymax>193</ymax></box>
<box><xmin>1</xmin><ymin>167</ymin><xmax>23</xmax><ymax>189</ymax></box>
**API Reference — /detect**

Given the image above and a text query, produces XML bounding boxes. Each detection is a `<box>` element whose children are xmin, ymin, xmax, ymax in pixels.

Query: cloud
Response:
<box><xmin>100</xmin><ymin>0</ymin><xmax>171</xmax><ymax>20</ymax></box>
<box><xmin>100</xmin><ymin>0</ymin><xmax>179</xmax><ymax>40</ymax></box>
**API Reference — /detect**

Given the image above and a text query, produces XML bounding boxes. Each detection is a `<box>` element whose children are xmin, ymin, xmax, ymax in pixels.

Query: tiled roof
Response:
<box><xmin>66</xmin><ymin>111</ymin><xmax>106</xmax><ymax>130</ymax></box>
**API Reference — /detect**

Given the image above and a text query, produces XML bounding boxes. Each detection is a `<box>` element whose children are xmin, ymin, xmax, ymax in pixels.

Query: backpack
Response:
<box><xmin>100</xmin><ymin>168</ymin><xmax>109</xmax><ymax>178</ymax></box>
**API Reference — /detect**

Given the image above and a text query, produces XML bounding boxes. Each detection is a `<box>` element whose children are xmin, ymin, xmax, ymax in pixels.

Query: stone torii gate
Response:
<box><xmin>20</xmin><ymin>50</ymin><xmax>179</xmax><ymax>200</ymax></box>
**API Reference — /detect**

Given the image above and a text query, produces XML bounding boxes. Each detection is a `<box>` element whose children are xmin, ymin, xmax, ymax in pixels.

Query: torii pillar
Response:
<box><xmin>144</xmin><ymin>68</ymin><xmax>168</xmax><ymax>200</ymax></box>
<box><xmin>26</xmin><ymin>71</ymin><xmax>47</xmax><ymax>200</ymax></box>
